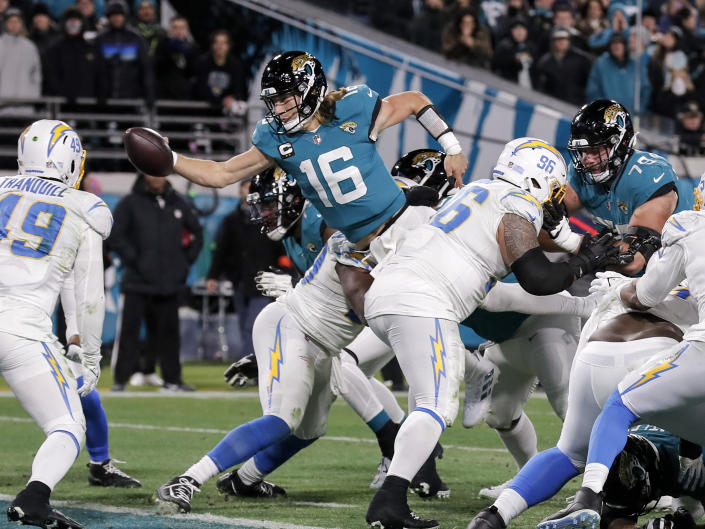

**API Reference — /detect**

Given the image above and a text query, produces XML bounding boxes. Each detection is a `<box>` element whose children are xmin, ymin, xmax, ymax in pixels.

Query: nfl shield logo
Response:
<box><xmin>313</xmin><ymin>134</ymin><xmax>321</xmax><ymax>144</ymax></box>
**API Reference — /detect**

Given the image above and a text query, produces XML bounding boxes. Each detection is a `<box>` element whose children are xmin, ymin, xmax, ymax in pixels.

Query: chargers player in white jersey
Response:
<box><xmin>1</xmin><ymin>120</ymin><xmax>111</xmax><ymax>529</ymax></box>
<box><xmin>362</xmin><ymin>138</ymin><xmax>620</xmax><ymax>529</ymax></box>
<box><xmin>536</xmin><ymin>180</ymin><xmax>705</xmax><ymax>529</ymax></box>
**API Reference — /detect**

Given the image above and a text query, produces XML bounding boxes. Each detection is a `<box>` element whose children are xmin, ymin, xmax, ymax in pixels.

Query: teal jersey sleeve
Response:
<box><xmin>569</xmin><ymin>150</ymin><xmax>681</xmax><ymax>234</ymax></box>
<box><xmin>674</xmin><ymin>176</ymin><xmax>696</xmax><ymax>212</ymax></box>
<box><xmin>282</xmin><ymin>202</ymin><xmax>325</xmax><ymax>274</ymax></box>
<box><xmin>251</xmin><ymin>84</ymin><xmax>405</xmax><ymax>242</ymax></box>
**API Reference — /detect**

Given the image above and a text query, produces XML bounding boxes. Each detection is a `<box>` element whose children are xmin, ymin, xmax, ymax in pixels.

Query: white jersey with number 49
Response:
<box><xmin>366</xmin><ymin>179</ymin><xmax>544</xmax><ymax>322</ymax></box>
<box><xmin>0</xmin><ymin>175</ymin><xmax>112</xmax><ymax>342</ymax></box>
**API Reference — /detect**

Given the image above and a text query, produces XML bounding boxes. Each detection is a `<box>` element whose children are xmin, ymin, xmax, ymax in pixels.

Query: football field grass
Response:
<box><xmin>0</xmin><ymin>364</ymin><xmax>583</xmax><ymax>529</ymax></box>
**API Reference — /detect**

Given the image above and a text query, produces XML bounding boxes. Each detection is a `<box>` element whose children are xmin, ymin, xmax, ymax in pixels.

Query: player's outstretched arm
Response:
<box><xmin>73</xmin><ymin>228</ymin><xmax>106</xmax><ymax>396</ymax></box>
<box><xmin>481</xmin><ymin>282</ymin><xmax>601</xmax><ymax>319</ymax></box>
<box><xmin>372</xmin><ymin>91</ymin><xmax>467</xmax><ymax>185</ymax></box>
<box><xmin>173</xmin><ymin>145</ymin><xmax>274</xmax><ymax>189</ymax></box>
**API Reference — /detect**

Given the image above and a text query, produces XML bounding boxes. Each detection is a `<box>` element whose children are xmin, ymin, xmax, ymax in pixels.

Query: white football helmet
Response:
<box><xmin>491</xmin><ymin>137</ymin><xmax>567</xmax><ymax>204</ymax></box>
<box><xmin>17</xmin><ymin>119</ymin><xmax>86</xmax><ymax>189</ymax></box>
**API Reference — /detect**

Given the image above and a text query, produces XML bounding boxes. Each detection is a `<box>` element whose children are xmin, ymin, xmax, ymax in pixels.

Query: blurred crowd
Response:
<box><xmin>320</xmin><ymin>0</ymin><xmax>705</xmax><ymax>155</ymax></box>
<box><xmin>0</xmin><ymin>0</ymin><xmax>249</xmax><ymax>115</ymax></box>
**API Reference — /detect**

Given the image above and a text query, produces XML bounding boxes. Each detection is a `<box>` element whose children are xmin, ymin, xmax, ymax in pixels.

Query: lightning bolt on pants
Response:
<box><xmin>367</xmin><ymin>314</ymin><xmax>464</xmax><ymax>428</ymax></box>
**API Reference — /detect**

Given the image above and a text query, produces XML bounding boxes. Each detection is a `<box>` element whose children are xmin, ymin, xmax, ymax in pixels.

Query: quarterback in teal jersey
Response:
<box><xmin>168</xmin><ymin>50</ymin><xmax>468</xmax><ymax>246</ymax></box>
<box><xmin>546</xmin><ymin>99</ymin><xmax>691</xmax><ymax>276</ymax></box>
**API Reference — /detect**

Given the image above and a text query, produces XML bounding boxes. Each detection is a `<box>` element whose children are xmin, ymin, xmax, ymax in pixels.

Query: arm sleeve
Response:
<box><xmin>481</xmin><ymin>281</ymin><xmax>587</xmax><ymax>316</ymax></box>
<box><xmin>635</xmin><ymin>242</ymin><xmax>686</xmax><ymax>308</ymax></box>
<box><xmin>511</xmin><ymin>247</ymin><xmax>575</xmax><ymax>296</ymax></box>
<box><xmin>74</xmin><ymin>228</ymin><xmax>105</xmax><ymax>358</ymax></box>
<box><xmin>60</xmin><ymin>269</ymin><xmax>79</xmax><ymax>341</ymax></box>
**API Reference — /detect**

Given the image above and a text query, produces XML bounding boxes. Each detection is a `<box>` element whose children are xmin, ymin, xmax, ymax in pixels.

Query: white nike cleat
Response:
<box><xmin>479</xmin><ymin>480</ymin><xmax>511</xmax><ymax>500</ymax></box>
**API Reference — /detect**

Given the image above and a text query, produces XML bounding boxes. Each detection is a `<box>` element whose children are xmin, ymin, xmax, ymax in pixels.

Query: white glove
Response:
<box><xmin>78</xmin><ymin>354</ymin><xmax>101</xmax><ymax>397</ymax></box>
<box><xmin>64</xmin><ymin>343</ymin><xmax>83</xmax><ymax>363</ymax></box>
<box><xmin>678</xmin><ymin>455</ymin><xmax>705</xmax><ymax>492</ymax></box>
<box><xmin>255</xmin><ymin>271</ymin><xmax>293</xmax><ymax>298</ymax></box>
<box><xmin>328</xmin><ymin>233</ymin><xmax>373</xmax><ymax>271</ymax></box>
<box><xmin>550</xmin><ymin>218</ymin><xmax>582</xmax><ymax>253</ymax></box>
<box><xmin>589</xmin><ymin>271</ymin><xmax>632</xmax><ymax>295</ymax></box>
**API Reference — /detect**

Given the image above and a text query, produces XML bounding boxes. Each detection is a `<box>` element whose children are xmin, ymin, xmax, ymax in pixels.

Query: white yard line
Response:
<box><xmin>0</xmin><ymin>415</ymin><xmax>511</xmax><ymax>453</ymax></box>
<box><xmin>0</xmin><ymin>494</ymin><xmax>339</xmax><ymax>528</ymax></box>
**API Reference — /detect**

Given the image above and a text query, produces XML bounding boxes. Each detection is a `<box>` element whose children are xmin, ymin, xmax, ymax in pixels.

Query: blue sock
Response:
<box><xmin>208</xmin><ymin>415</ymin><xmax>290</xmax><ymax>472</ymax></box>
<box><xmin>81</xmin><ymin>389</ymin><xmax>110</xmax><ymax>462</ymax></box>
<box><xmin>508</xmin><ymin>447</ymin><xmax>579</xmax><ymax>506</ymax></box>
<box><xmin>586</xmin><ymin>389</ymin><xmax>638</xmax><ymax>468</ymax></box>
<box><xmin>254</xmin><ymin>435</ymin><xmax>317</xmax><ymax>474</ymax></box>
<box><xmin>367</xmin><ymin>410</ymin><xmax>391</xmax><ymax>432</ymax></box>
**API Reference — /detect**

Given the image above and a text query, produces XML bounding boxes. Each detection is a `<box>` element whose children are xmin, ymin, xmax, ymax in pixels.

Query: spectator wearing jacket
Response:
<box><xmin>96</xmin><ymin>0</ymin><xmax>155</xmax><ymax>105</ymax></box>
<box><xmin>588</xmin><ymin>2</ymin><xmax>629</xmax><ymax>52</ymax></box>
<box><xmin>28</xmin><ymin>2</ymin><xmax>58</xmax><ymax>55</ymax></box>
<box><xmin>492</xmin><ymin>16</ymin><xmax>537</xmax><ymax>87</ymax></box>
<box><xmin>0</xmin><ymin>8</ymin><xmax>41</xmax><ymax>113</ymax></box>
<box><xmin>132</xmin><ymin>0</ymin><xmax>164</xmax><ymax>56</ymax></box>
<box><xmin>442</xmin><ymin>9</ymin><xmax>493</xmax><ymax>69</ymax></box>
<box><xmin>44</xmin><ymin>7</ymin><xmax>101</xmax><ymax>101</ymax></box>
<box><xmin>206</xmin><ymin>181</ymin><xmax>284</xmax><ymax>359</ymax></box>
<box><xmin>532</xmin><ymin>25</ymin><xmax>592</xmax><ymax>104</ymax></box>
<box><xmin>108</xmin><ymin>173</ymin><xmax>203</xmax><ymax>392</ymax></box>
<box><xmin>586</xmin><ymin>31</ymin><xmax>651</xmax><ymax>115</ymax></box>
<box><xmin>154</xmin><ymin>15</ymin><xmax>198</xmax><ymax>100</ymax></box>
<box><xmin>193</xmin><ymin>29</ymin><xmax>248</xmax><ymax>113</ymax></box>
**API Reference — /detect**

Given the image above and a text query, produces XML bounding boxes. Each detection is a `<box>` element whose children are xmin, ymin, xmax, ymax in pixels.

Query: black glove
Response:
<box><xmin>542</xmin><ymin>198</ymin><xmax>568</xmax><ymax>234</ymax></box>
<box><xmin>567</xmin><ymin>233</ymin><xmax>620</xmax><ymax>278</ymax></box>
<box><xmin>224</xmin><ymin>354</ymin><xmax>258</xmax><ymax>387</ymax></box>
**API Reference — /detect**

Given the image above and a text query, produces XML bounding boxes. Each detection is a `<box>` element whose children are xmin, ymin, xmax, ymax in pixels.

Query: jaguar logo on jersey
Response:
<box><xmin>621</xmin><ymin>343</ymin><xmax>688</xmax><ymax>395</ymax></box>
<box><xmin>604</xmin><ymin>104</ymin><xmax>627</xmax><ymax>128</ymax></box>
<box><xmin>313</xmin><ymin>134</ymin><xmax>322</xmax><ymax>144</ymax></box>
<box><xmin>278</xmin><ymin>142</ymin><xmax>294</xmax><ymax>159</ymax></box>
<box><xmin>340</xmin><ymin>121</ymin><xmax>358</xmax><ymax>134</ymax></box>
<box><xmin>430</xmin><ymin>319</ymin><xmax>447</xmax><ymax>407</ymax></box>
<box><xmin>617</xmin><ymin>201</ymin><xmax>628</xmax><ymax>214</ymax></box>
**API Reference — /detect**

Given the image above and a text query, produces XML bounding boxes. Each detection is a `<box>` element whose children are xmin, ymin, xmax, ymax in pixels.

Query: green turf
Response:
<box><xmin>0</xmin><ymin>362</ymin><xmax>584</xmax><ymax>529</ymax></box>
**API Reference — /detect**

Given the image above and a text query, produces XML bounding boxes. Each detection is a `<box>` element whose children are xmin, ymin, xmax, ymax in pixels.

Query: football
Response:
<box><xmin>123</xmin><ymin>127</ymin><xmax>174</xmax><ymax>177</ymax></box>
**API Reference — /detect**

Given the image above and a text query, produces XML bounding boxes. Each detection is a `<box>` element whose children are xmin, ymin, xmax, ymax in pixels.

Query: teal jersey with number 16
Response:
<box><xmin>252</xmin><ymin>84</ymin><xmax>406</xmax><ymax>243</ymax></box>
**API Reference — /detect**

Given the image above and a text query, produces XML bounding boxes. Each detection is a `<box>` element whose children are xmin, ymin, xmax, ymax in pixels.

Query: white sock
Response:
<box><xmin>370</xmin><ymin>377</ymin><xmax>405</xmax><ymax>424</ymax></box>
<box><xmin>184</xmin><ymin>455</ymin><xmax>219</xmax><ymax>486</ymax></box>
<box><xmin>237</xmin><ymin>457</ymin><xmax>265</xmax><ymax>486</ymax></box>
<box><xmin>496</xmin><ymin>412</ymin><xmax>538</xmax><ymax>469</ymax></box>
<box><xmin>582</xmin><ymin>463</ymin><xmax>610</xmax><ymax>493</ymax></box>
<box><xmin>387</xmin><ymin>410</ymin><xmax>442</xmax><ymax>481</ymax></box>
<box><xmin>494</xmin><ymin>488</ymin><xmax>529</xmax><ymax>523</ymax></box>
<box><xmin>29</xmin><ymin>431</ymin><xmax>80</xmax><ymax>490</ymax></box>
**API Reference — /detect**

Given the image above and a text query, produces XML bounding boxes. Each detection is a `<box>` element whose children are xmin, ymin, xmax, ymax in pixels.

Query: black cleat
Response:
<box><xmin>467</xmin><ymin>506</ymin><xmax>506</xmax><ymax>529</ymax></box>
<box><xmin>216</xmin><ymin>469</ymin><xmax>286</xmax><ymax>498</ymax></box>
<box><xmin>88</xmin><ymin>459</ymin><xmax>141</xmax><ymax>488</ymax></box>
<box><xmin>7</xmin><ymin>487</ymin><xmax>83</xmax><ymax>529</ymax></box>
<box><xmin>536</xmin><ymin>487</ymin><xmax>602</xmax><ymax>529</ymax></box>
<box><xmin>154</xmin><ymin>475</ymin><xmax>200</xmax><ymax>514</ymax></box>
<box><xmin>411</xmin><ymin>444</ymin><xmax>450</xmax><ymax>499</ymax></box>
<box><xmin>366</xmin><ymin>487</ymin><xmax>439</xmax><ymax>529</ymax></box>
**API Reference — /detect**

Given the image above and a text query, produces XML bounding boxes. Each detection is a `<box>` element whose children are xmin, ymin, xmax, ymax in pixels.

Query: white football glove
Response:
<box><xmin>78</xmin><ymin>353</ymin><xmax>101</xmax><ymax>397</ymax></box>
<box><xmin>678</xmin><ymin>455</ymin><xmax>705</xmax><ymax>492</ymax></box>
<box><xmin>550</xmin><ymin>218</ymin><xmax>583</xmax><ymax>253</ymax></box>
<box><xmin>328</xmin><ymin>233</ymin><xmax>373</xmax><ymax>271</ymax></box>
<box><xmin>589</xmin><ymin>271</ymin><xmax>632</xmax><ymax>295</ymax></box>
<box><xmin>255</xmin><ymin>271</ymin><xmax>293</xmax><ymax>298</ymax></box>
<box><xmin>64</xmin><ymin>343</ymin><xmax>83</xmax><ymax>363</ymax></box>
